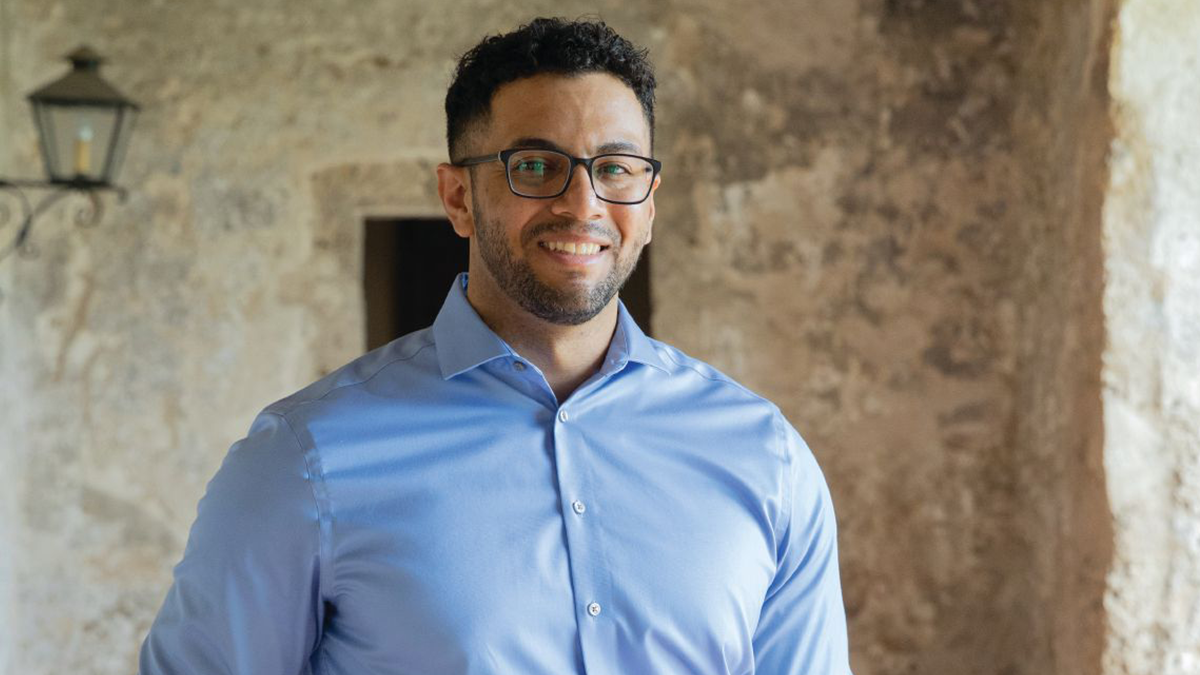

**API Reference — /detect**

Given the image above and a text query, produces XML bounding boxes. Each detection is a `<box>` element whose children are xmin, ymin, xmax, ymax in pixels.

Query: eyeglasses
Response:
<box><xmin>452</xmin><ymin>148</ymin><xmax>662</xmax><ymax>205</ymax></box>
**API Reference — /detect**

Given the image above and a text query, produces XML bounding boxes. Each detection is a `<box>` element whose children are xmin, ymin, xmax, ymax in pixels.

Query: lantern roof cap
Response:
<box><xmin>27</xmin><ymin>45</ymin><xmax>139</xmax><ymax>109</ymax></box>
<box><xmin>67</xmin><ymin>46</ymin><xmax>104</xmax><ymax>67</ymax></box>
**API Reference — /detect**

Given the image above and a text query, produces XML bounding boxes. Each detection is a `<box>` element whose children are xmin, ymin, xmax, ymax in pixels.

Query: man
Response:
<box><xmin>139</xmin><ymin>17</ymin><xmax>852</xmax><ymax>675</ymax></box>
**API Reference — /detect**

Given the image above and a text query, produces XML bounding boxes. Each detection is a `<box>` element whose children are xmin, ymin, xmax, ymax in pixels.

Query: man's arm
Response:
<box><xmin>751</xmin><ymin>419</ymin><xmax>853</xmax><ymax>674</ymax></box>
<box><xmin>139</xmin><ymin>412</ymin><xmax>326</xmax><ymax>674</ymax></box>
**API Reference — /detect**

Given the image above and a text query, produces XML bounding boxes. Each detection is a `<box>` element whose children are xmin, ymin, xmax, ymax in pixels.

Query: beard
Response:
<box><xmin>470</xmin><ymin>192</ymin><xmax>646</xmax><ymax>326</ymax></box>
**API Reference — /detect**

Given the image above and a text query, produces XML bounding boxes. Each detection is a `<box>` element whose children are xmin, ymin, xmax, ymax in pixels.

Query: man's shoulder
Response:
<box><xmin>642</xmin><ymin>336</ymin><xmax>783</xmax><ymax>417</ymax></box>
<box><xmin>636</xmin><ymin>337</ymin><xmax>806</xmax><ymax>466</ymax></box>
<box><xmin>262</xmin><ymin>327</ymin><xmax>439</xmax><ymax>420</ymax></box>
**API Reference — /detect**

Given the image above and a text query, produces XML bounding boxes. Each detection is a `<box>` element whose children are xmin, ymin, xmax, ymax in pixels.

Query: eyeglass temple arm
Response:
<box><xmin>450</xmin><ymin>153</ymin><xmax>503</xmax><ymax>167</ymax></box>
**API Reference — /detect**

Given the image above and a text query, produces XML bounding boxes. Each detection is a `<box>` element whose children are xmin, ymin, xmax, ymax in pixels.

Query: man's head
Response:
<box><xmin>437</xmin><ymin>18</ymin><xmax>661</xmax><ymax>327</ymax></box>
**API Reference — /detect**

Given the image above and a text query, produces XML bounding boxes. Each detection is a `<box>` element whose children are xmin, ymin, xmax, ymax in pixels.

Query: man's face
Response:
<box><xmin>449</xmin><ymin>73</ymin><xmax>658</xmax><ymax>326</ymax></box>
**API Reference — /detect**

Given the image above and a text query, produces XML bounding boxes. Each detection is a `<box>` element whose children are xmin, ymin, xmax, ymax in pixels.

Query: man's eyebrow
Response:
<box><xmin>509</xmin><ymin>137</ymin><xmax>567</xmax><ymax>152</ymax></box>
<box><xmin>509</xmin><ymin>137</ymin><xmax>647</xmax><ymax>156</ymax></box>
<box><xmin>595</xmin><ymin>140</ymin><xmax>644</xmax><ymax>155</ymax></box>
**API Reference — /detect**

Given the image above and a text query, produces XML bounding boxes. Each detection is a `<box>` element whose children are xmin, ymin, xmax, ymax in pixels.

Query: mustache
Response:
<box><xmin>522</xmin><ymin>220</ymin><xmax>621</xmax><ymax>247</ymax></box>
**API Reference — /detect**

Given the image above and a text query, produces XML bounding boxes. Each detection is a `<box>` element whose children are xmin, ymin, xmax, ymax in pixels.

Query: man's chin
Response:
<box><xmin>516</xmin><ymin>284</ymin><xmax>614</xmax><ymax>326</ymax></box>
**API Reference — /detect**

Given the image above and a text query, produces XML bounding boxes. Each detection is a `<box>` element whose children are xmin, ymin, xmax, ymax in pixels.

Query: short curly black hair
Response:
<box><xmin>445</xmin><ymin>17</ymin><xmax>657</xmax><ymax>160</ymax></box>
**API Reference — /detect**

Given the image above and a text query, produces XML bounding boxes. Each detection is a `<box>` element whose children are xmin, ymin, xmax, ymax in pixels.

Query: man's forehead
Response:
<box><xmin>505</xmin><ymin>136</ymin><xmax>645</xmax><ymax>155</ymax></box>
<box><xmin>482</xmin><ymin>73</ymin><xmax>651</xmax><ymax>154</ymax></box>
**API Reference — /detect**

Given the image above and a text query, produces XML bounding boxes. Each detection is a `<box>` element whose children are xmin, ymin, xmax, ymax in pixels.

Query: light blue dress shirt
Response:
<box><xmin>139</xmin><ymin>273</ymin><xmax>852</xmax><ymax>675</ymax></box>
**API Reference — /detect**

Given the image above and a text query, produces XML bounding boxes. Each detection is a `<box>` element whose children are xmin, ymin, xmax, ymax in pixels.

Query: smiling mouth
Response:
<box><xmin>538</xmin><ymin>241</ymin><xmax>610</xmax><ymax>255</ymax></box>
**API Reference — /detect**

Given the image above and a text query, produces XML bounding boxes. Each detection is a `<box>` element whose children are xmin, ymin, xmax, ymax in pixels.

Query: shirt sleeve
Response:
<box><xmin>752</xmin><ymin>417</ymin><xmax>853</xmax><ymax>675</ymax></box>
<box><xmin>139</xmin><ymin>411</ymin><xmax>326</xmax><ymax>675</ymax></box>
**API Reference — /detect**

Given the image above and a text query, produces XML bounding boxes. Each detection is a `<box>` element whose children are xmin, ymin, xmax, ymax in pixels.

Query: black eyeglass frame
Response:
<box><xmin>452</xmin><ymin>148</ymin><xmax>663</xmax><ymax>205</ymax></box>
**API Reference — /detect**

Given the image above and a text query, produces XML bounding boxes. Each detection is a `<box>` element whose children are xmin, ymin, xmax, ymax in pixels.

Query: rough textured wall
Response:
<box><xmin>1</xmin><ymin>0</ymin><xmax>19</xmax><ymax>670</ymax></box>
<box><xmin>1103</xmin><ymin>1</ymin><xmax>1200</xmax><ymax>673</ymax></box>
<box><xmin>1006</xmin><ymin>1</ymin><xmax>1114</xmax><ymax>673</ymax></box>
<box><xmin>0</xmin><ymin>0</ymin><xmax>1124</xmax><ymax>673</ymax></box>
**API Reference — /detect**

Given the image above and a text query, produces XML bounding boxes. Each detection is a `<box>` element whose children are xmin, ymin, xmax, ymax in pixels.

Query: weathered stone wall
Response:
<box><xmin>1103</xmin><ymin>1</ymin><xmax>1200</xmax><ymax>673</ymax></box>
<box><xmin>0</xmin><ymin>1</ymin><xmax>1190</xmax><ymax>674</ymax></box>
<box><xmin>1007</xmin><ymin>1</ymin><xmax>1115</xmax><ymax>673</ymax></box>
<box><xmin>1</xmin><ymin>0</ymin><xmax>19</xmax><ymax>670</ymax></box>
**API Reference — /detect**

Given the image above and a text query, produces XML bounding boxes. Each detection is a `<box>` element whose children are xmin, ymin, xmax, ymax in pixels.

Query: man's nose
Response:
<box><xmin>551</xmin><ymin>164</ymin><xmax>605</xmax><ymax>220</ymax></box>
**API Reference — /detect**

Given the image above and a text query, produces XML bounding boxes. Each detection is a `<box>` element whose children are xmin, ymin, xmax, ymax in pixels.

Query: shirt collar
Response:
<box><xmin>432</xmin><ymin>274</ymin><xmax>515</xmax><ymax>379</ymax></box>
<box><xmin>609</xmin><ymin>298</ymin><xmax>669</xmax><ymax>373</ymax></box>
<box><xmin>432</xmin><ymin>272</ymin><xmax>669</xmax><ymax>379</ymax></box>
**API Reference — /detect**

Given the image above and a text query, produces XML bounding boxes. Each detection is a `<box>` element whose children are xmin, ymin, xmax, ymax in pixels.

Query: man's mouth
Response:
<box><xmin>538</xmin><ymin>241</ymin><xmax>609</xmax><ymax>255</ymax></box>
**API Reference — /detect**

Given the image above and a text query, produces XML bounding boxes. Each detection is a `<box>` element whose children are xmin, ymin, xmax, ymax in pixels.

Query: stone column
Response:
<box><xmin>1103</xmin><ymin>1</ymin><xmax>1200</xmax><ymax>673</ymax></box>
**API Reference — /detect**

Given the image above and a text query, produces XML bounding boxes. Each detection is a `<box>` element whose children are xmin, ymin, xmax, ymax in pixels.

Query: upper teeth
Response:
<box><xmin>544</xmin><ymin>241</ymin><xmax>601</xmax><ymax>254</ymax></box>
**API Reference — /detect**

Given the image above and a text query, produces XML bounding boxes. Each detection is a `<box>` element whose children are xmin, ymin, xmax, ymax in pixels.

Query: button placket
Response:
<box><xmin>549</xmin><ymin>400</ymin><xmax>610</xmax><ymax>661</ymax></box>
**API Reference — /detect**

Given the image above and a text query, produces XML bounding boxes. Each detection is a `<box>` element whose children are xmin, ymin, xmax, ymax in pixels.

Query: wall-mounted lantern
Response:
<box><xmin>0</xmin><ymin>46</ymin><xmax>139</xmax><ymax>288</ymax></box>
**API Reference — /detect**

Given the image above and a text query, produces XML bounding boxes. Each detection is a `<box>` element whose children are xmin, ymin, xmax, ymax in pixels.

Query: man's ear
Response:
<box><xmin>644</xmin><ymin>173</ymin><xmax>661</xmax><ymax>245</ymax></box>
<box><xmin>437</xmin><ymin>163</ymin><xmax>475</xmax><ymax>238</ymax></box>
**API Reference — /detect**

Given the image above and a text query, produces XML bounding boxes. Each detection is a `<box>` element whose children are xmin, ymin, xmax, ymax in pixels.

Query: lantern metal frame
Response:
<box><xmin>0</xmin><ymin>45</ymin><xmax>138</xmax><ymax>286</ymax></box>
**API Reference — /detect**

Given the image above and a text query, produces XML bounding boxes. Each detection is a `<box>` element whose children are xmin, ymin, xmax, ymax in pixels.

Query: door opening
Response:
<box><xmin>364</xmin><ymin>218</ymin><xmax>469</xmax><ymax>351</ymax></box>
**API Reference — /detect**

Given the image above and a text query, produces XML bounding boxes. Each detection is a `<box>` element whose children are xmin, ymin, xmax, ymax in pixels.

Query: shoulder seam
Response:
<box><xmin>268</xmin><ymin>411</ymin><xmax>335</xmax><ymax>614</ymax></box>
<box><xmin>774</xmin><ymin>409</ymin><xmax>794</xmax><ymax>560</ymax></box>
<box><xmin>267</xmin><ymin>339</ymin><xmax>436</xmax><ymax>416</ymax></box>
<box><xmin>657</xmin><ymin>346</ymin><xmax>774</xmax><ymax>407</ymax></box>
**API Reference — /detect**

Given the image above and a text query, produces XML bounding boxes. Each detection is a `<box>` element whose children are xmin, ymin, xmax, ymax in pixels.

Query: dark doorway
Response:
<box><xmin>623</xmin><ymin>246</ymin><xmax>652</xmax><ymax>337</ymax></box>
<box><xmin>363</xmin><ymin>217</ymin><xmax>653</xmax><ymax>351</ymax></box>
<box><xmin>364</xmin><ymin>218</ymin><xmax>469</xmax><ymax>351</ymax></box>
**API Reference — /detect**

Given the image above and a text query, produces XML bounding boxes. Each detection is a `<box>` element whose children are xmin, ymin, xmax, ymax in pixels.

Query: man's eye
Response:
<box><xmin>597</xmin><ymin>162</ymin><xmax>631</xmax><ymax>176</ymax></box>
<box><xmin>514</xmin><ymin>160</ymin><xmax>547</xmax><ymax>174</ymax></box>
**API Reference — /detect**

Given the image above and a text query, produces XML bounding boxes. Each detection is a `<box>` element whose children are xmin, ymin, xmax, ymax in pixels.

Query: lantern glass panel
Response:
<box><xmin>105</xmin><ymin>106</ymin><xmax>137</xmax><ymax>183</ymax></box>
<box><xmin>34</xmin><ymin>103</ymin><xmax>120</xmax><ymax>183</ymax></box>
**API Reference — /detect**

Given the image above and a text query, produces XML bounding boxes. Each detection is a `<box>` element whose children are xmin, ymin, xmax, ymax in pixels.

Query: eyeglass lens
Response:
<box><xmin>506</xmin><ymin>150</ymin><xmax>655</xmax><ymax>202</ymax></box>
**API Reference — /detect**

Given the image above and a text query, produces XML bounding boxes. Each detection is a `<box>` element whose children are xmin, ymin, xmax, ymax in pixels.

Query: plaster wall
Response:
<box><xmin>0</xmin><ymin>0</ymin><xmax>1165</xmax><ymax>674</ymax></box>
<box><xmin>1007</xmin><ymin>1</ymin><xmax>1114</xmax><ymax>673</ymax></box>
<box><xmin>1103</xmin><ymin>1</ymin><xmax>1200</xmax><ymax>672</ymax></box>
<box><xmin>2</xmin><ymin>0</ymin><xmax>26</xmax><ymax>672</ymax></box>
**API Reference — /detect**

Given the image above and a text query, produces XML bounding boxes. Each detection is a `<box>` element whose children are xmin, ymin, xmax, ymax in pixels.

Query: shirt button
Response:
<box><xmin>587</xmin><ymin>602</ymin><xmax>602</xmax><ymax>617</ymax></box>
<box><xmin>572</xmin><ymin>500</ymin><xmax>586</xmax><ymax>514</ymax></box>
<box><xmin>558</xmin><ymin>409</ymin><xmax>569</xmax><ymax>422</ymax></box>
<box><xmin>513</xmin><ymin>361</ymin><xmax>526</xmax><ymax>371</ymax></box>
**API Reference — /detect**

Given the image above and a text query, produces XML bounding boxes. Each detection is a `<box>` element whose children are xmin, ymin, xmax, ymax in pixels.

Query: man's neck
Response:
<box><xmin>467</xmin><ymin>281</ymin><xmax>618</xmax><ymax>404</ymax></box>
